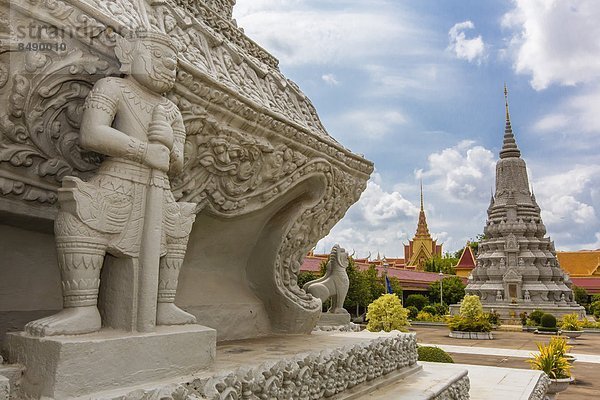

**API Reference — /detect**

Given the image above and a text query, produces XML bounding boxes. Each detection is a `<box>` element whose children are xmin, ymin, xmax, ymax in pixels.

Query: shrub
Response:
<box><xmin>405</xmin><ymin>294</ymin><xmax>429</xmax><ymax>310</ymax></box>
<box><xmin>559</xmin><ymin>313</ymin><xmax>583</xmax><ymax>331</ymax></box>
<box><xmin>366</xmin><ymin>294</ymin><xmax>410</xmax><ymax>332</ymax></box>
<box><xmin>432</xmin><ymin>303</ymin><xmax>448</xmax><ymax>316</ymax></box>
<box><xmin>447</xmin><ymin>315</ymin><xmax>492</xmax><ymax>332</ymax></box>
<box><xmin>422</xmin><ymin>305</ymin><xmax>437</xmax><ymax>315</ymax></box>
<box><xmin>459</xmin><ymin>294</ymin><xmax>484</xmax><ymax>320</ymax></box>
<box><xmin>520</xmin><ymin>312</ymin><xmax>528</xmax><ymax>326</ymax></box>
<box><xmin>541</xmin><ymin>313</ymin><xmax>557</xmax><ymax>329</ymax></box>
<box><xmin>527</xmin><ymin>341</ymin><xmax>571</xmax><ymax>379</ymax></box>
<box><xmin>486</xmin><ymin>310</ymin><xmax>501</xmax><ymax>326</ymax></box>
<box><xmin>417</xmin><ymin>346</ymin><xmax>454</xmax><ymax>363</ymax></box>
<box><xmin>415</xmin><ymin>311</ymin><xmax>445</xmax><ymax>322</ymax></box>
<box><xmin>529</xmin><ymin>310</ymin><xmax>545</xmax><ymax>325</ymax></box>
<box><xmin>589</xmin><ymin>300</ymin><xmax>600</xmax><ymax>319</ymax></box>
<box><xmin>407</xmin><ymin>306</ymin><xmax>419</xmax><ymax>319</ymax></box>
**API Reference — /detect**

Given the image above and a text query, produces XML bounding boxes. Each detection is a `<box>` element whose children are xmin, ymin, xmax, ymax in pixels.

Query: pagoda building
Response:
<box><xmin>404</xmin><ymin>183</ymin><xmax>442</xmax><ymax>270</ymax></box>
<box><xmin>452</xmin><ymin>86</ymin><xmax>585</xmax><ymax>320</ymax></box>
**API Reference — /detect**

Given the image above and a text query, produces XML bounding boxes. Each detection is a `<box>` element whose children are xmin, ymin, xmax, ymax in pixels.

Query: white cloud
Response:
<box><xmin>316</xmin><ymin>175</ymin><xmax>419</xmax><ymax>258</ymax></box>
<box><xmin>533</xmin><ymin>88</ymin><xmax>600</xmax><ymax>137</ymax></box>
<box><xmin>448</xmin><ymin>21</ymin><xmax>486</xmax><ymax>64</ymax></box>
<box><xmin>532</xmin><ymin>164</ymin><xmax>599</xmax><ymax>228</ymax></box>
<box><xmin>234</xmin><ymin>2</ymin><xmax>421</xmax><ymax>66</ymax></box>
<box><xmin>331</xmin><ymin>109</ymin><xmax>408</xmax><ymax>139</ymax></box>
<box><xmin>419</xmin><ymin>140</ymin><xmax>496</xmax><ymax>202</ymax></box>
<box><xmin>503</xmin><ymin>0</ymin><xmax>600</xmax><ymax>90</ymax></box>
<box><xmin>321</xmin><ymin>73</ymin><xmax>339</xmax><ymax>86</ymax></box>
<box><xmin>234</xmin><ymin>2</ymin><xmax>432</xmax><ymax>66</ymax></box>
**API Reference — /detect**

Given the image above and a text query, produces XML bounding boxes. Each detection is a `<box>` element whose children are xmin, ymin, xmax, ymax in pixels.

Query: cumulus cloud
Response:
<box><xmin>448</xmin><ymin>21</ymin><xmax>486</xmax><ymax>64</ymax></box>
<box><xmin>316</xmin><ymin>173</ymin><xmax>419</xmax><ymax>257</ymax></box>
<box><xmin>502</xmin><ymin>0</ymin><xmax>600</xmax><ymax>90</ymax></box>
<box><xmin>530</xmin><ymin>165</ymin><xmax>599</xmax><ymax>244</ymax></box>
<box><xmin>321</xmin><ymin>73</ymin><xmax>339</xmax><ymax>86</ymax></box>
<box><xmin>234</xmin><ymin>2</ymin><xmax>428</xmax><ymax>66</ymax></box>
<box><xmin>419</xmin><ymin>140</ymin><xmax>496</xmax><ymax>202</ymax></box>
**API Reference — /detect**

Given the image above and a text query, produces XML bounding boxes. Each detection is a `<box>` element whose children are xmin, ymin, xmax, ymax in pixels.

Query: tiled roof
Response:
<box><xmin>557</xmin><ymin>251</ymin><xmax>600</xmax><ymax>276</ymax></box>
<box><xmin>299</xmin><ymin>256</ymin><xmax>467</xmax><ymax>289</ymax></box>
<box><xmin>455</xmin><ymin>246</ymin><xmax>476</xmax><ymax>270</ymax></box>
<box><xmin>301</xmin><ymin>256</ymin><xmax>325</xmax><ymax>272</ymax></box>
<box><xmin>571</xmin><ymin>277</ymin><xmax>600</xmax><ymax>293</ymax></box>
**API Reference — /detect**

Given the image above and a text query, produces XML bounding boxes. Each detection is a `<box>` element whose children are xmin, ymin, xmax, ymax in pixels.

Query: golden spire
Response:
<box><xmin>415</xmin><ymin>181</ymin><xmax>431</xmax><ymax>238</ymax></box>
<box><xmin>420</xmin><ymin>179</ymin><xmax>424</xmax><ymax>211</ymax></box>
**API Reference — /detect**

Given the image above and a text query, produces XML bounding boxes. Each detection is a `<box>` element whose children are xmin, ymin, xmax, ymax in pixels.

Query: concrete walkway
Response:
<box><xmin>412</xmin><ymin>326</ymin><xmax>600</xmax><ymax>399</ymax></box>
<box><xmin>420</xmin><ymin>343</ymin><xmax>600</xmax><ymax>364</ymax></box>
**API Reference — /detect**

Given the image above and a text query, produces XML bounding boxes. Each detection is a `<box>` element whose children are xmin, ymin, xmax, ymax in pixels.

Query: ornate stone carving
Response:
<box><xmin>89</xmin><ymin>333</ymin><xmax>423</xmax><ymax>400</ymax></box>
<box><xmin>303</xmin><ymin>244</ymin><xmax>350</xmax><ymax>315</ymax></box>
<box><xmin>0</xmin><ymin>0</ymin><xmax>372</xmax><ymax>337</ymax></box>
<box><xmin>24</xmin><ymin>30</ymin><xmax>197</xmax><ymax>336</ymax></box>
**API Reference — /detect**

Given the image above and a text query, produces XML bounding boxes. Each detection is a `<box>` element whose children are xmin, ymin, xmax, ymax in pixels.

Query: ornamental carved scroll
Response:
<box><xmin>171</xmin><ymin>96</ymin><xmax>312</xmax><ymax>214</ymax></box>
<box><xmin>0</xmin><ymin>5</ymin><xmax>119</xmax><ymax>204</ymax></box>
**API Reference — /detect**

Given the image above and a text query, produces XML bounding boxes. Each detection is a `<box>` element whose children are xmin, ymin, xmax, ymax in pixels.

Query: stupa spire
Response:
<box><xmin>500</xmin><ymin>84</ymin><xmax>521</xmax><ymax>159</ymax></box>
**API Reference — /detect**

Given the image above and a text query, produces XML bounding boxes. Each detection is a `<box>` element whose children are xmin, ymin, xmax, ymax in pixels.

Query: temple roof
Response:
<box><xmin>455</xmin><ymin>244</ymin><xmax>476</xmax><ymax>270</ymax></box>
<box><xmin>557</xmin><ymin>251</ymin><xmax>600</xmax><ymax>276</ymax></box>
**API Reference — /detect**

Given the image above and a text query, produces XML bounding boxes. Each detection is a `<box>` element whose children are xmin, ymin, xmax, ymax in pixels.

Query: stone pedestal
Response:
<box><xmin>4</xmin><ymin>325</ymin><xmax>216</xmax><ymax>399</ymax></box>
<box><xmin>317</xmin><ymin>311</ymin><xmax>351</xmax><ymax>326</ymax></box>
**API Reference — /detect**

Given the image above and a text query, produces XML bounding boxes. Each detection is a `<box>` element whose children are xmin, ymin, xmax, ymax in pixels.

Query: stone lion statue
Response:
<box><xmin>303</xmin><ymin>244</ymin><xmax>350</xmax><ymax>314</ymax></box>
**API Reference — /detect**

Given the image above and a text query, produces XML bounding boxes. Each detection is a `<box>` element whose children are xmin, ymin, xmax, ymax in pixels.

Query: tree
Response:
<box><xmin>405</xmin><ymin>294</ymin><xmax>429</xmax><ymax>310</ymax></box>
<box><xmin>428</xmin><ymin>276</ymin><xmax>466</xmax><ymax>305</ymax></box>
<box><xmin>297</xmin><ymin>271</ymin><xmax>319</xmax><ymax>288</ymax></box>
<box><xmin>453</xmin><ymin>235</ymin><xmax>484</xmax><ymax>259</ymax></box>
<box><xmin>572</xmin><ymin>285</ymin><xmax>589</xmax><ymax>306</ymax></box>
<box><xmin>344</xmin><ymin>258</ymin><xmax>371</xmax><ymax>316</ymax></box>
<box><xmin>363</xmin><ymin>264</ymin><xmax>385</xmax><ymax>305</ymax></box>
<box><xmin>366</xmin><ymin>293</ymin><xmax>410</xmax><ymax>332</ymax></box>
<box><xmin>425</xmin><ymin>256</ymin><xmax>458</xmax><ymax>275</ymax></box>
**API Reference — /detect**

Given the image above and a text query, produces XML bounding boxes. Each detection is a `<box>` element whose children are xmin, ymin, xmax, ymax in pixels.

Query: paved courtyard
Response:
<box><xmin>411</xmin><ymin>325</ymin><xmax>600</xmax><ymax>399</ymax></box>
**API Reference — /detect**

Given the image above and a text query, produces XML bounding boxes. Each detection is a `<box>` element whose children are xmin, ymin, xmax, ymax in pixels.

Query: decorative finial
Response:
<box><xmin>499</xmin><ymin>84</ymin><xmax>521</xmax><ymax>159</ymax></box>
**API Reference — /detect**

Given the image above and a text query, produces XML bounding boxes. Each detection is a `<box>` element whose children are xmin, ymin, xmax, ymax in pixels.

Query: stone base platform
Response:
<box><xmin>2</xmin><ymin>331</ymin><xmax>467</xmax><ymax>400</ymax></box>
<box><xmin>317</xmin><ymin>311</ymin><xmax>351</xmax><ymax>326</ymax></box>
<box><xmin>449</xmin><ymin>331</ymin><xmax>494</xmax><ymax>340</ymax></box>
<box><xmin>4</xmin><ymin>325</ymin><xmax>216</xmax><ymax>399</ymax></box>
<box><xmin>450</xmin><ymin>303</ymin><xmax>586</xmax><ymax>322</ymax></box>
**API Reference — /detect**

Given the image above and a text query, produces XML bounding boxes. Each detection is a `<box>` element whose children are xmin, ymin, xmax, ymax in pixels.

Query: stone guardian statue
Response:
<box><xmin>303</xmin><ymin>244</ymin><xmax>350</xmax><ymax>321</ymax></box>
<box><xmin>25</xmin><ymin>30</ymin><xmax>197</xmax><ymax>336</ymax></box>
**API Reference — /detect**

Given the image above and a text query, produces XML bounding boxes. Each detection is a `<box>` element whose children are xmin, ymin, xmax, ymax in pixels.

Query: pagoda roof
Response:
<box><xmin>557</xmin><ymin>250</ymin><xmax>600</xmax><ymax>276</ymax></box>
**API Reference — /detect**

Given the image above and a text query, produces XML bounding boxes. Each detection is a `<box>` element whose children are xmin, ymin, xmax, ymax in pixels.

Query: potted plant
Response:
<box><xmin>528</xmin><ymin>340</ymin><xmax>573</xmax><ymax>399</ymax></box>
<box><xmin>559</xmin><ymin>313</ymin><xmax>584</xmax><ymax>344</ymax></box>
<box><xmin>447</xmin><ymin>295</ymin><xmax>493</xmax><ymax>339</ymax></box>
<box><xmin>550</xmin><ymin>336</ymin><xmax>576</xmax><ymax>365</ymax></box>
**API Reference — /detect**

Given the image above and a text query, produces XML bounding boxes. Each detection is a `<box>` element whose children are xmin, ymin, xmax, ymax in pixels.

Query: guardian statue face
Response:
<box><xmin>116</xmin><ymin>31</ymin><xmax>178</xmax><ymax>94</ymax></box>
<box><xmin>131</xmin><ymin>40</ymin><xmax>177</xmax><ymax>93</ymax></box>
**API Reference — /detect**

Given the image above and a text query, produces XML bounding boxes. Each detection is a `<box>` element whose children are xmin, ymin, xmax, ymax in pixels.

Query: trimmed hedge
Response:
<box><xmin>541</xmin><ymin>313</ymin><xmax>557</xmax><ymax>328</ymax></box>
<box><xmin>529</xmin><ymin>310</ymin><xmax>545</xmax><ymax>325</ymax></box>
<box><xmin>417</xmin><ymin>346</ymin><xmax>454</xmax><ymax>363</ymax></box>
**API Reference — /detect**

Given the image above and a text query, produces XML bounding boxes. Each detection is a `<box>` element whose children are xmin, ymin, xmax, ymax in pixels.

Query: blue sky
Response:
<box><xmin>233</xmin><ymin>0</ymin><xmax>600</xmax><ymax>257</ymax></box>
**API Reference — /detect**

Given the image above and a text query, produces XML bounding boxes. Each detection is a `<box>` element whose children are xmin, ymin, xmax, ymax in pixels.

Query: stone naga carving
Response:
<box><xmin>303</xmin><ymin>244</ymin><xmax>350</xmax><ymax>314</ymax></box>
<box><xmin>25</xmin><ymin>30</ymin><xmax>197</xmax><ymax>336</ymax></box>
